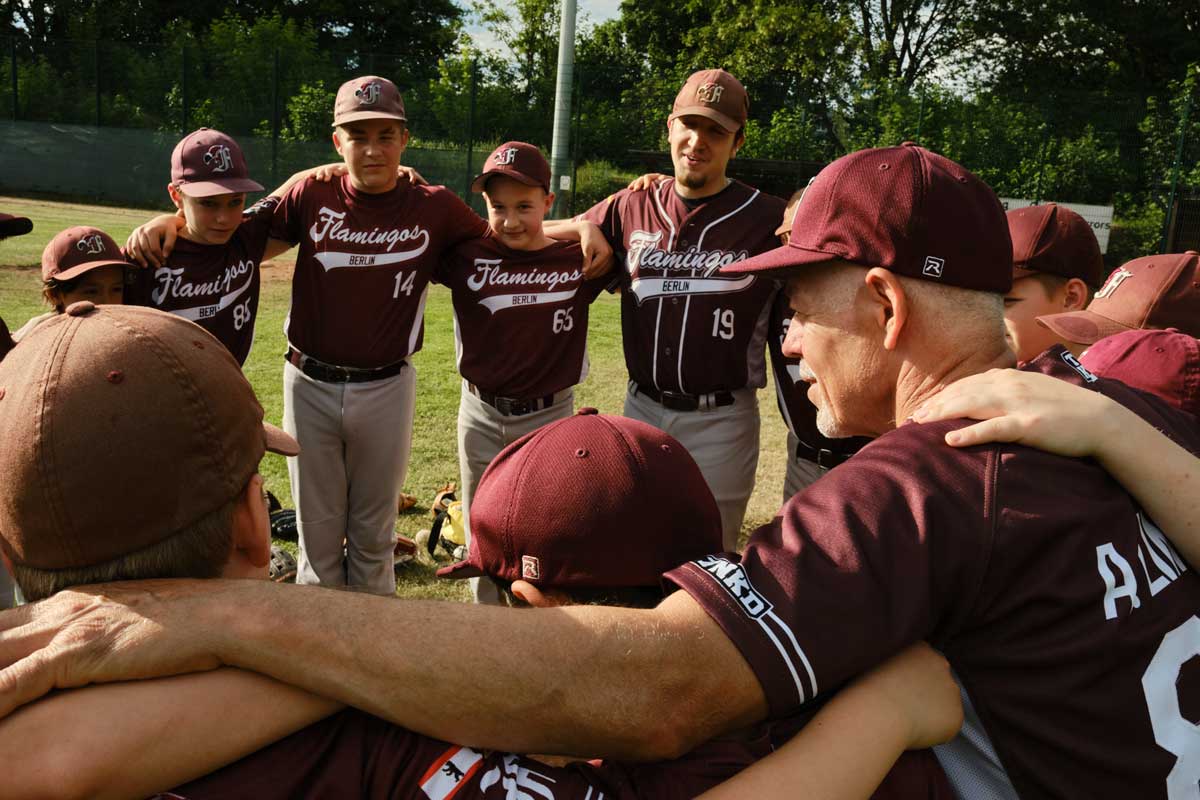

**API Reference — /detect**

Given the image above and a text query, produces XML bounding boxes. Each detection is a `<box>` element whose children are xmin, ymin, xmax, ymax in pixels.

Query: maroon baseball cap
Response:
<box><xmin>725</xmin><ymin>144</ymin><xmax>1012</xmax><ymax>293</ymax></box>
<box><xmin>0</xmin><ymin>303</ymin><xmax>298</xmax><ymax>570</ymax></box>
<box><xmin>1080</xmin><ymin>328</ymin><xmax>1200</xmax><ymax>416</ymax></box>
<box><xmin>438</xmin><ymin>409</ymin><xmax>723</xmax><ymax>589</ymax></box>
<box><xmin>42</xmin><ymin>226</ymin><xmax>132</xmax><ymax>282</ymax></box>
<box><xmin>0</xmin><ymin>212</ymin><xmax>32</xmax><ymax>239</ymax></box>
<box><xmin>170</xmin><ymin>128</ymin><xmax>264</xmax><ymax>197</ymax></box>
<box><xmin>669</xmin><ymin>69</ymin><xmax>749</xmax><ymax>134</ymax></box>
<box><xmin>470</xmin><ymin>141</ymin><xmax>551</xmax><ymax>193</ymax></box>
<box><xmin>333</xmin><ymin>75</ymin><xmax>407</xmax><ymax>127</ymax></box>
<box><xmin>1009</xmin><ymin>203</ymin><xmax>1104</xmax><ymax>288</ymax></box>
<box><xmin>1037</xmin><ymin>252</ymin><xmax>1200</xmax><ymax>345</ymax></box>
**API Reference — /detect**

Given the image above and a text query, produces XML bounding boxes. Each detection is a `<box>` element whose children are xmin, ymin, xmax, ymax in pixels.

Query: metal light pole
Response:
<box><xmin>549</xmin><ymin>0</ymin><xmax>577</xmax><ymax>217</ymax></box>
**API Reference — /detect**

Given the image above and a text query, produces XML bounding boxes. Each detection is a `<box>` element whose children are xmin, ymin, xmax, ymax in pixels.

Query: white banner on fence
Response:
<box><xmin>999</xmin><ymin>198</ymin><xmax>1114</xmax><ymax>253</ymax></box>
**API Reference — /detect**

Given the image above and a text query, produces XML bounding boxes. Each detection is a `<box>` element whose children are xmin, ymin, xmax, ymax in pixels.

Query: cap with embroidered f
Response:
<box><xmin>438</xmin><ymin>409</ymin><xmax>723</xmax><ymax>589</ymax></box>
<box><xmin>41</xmin><ymin>226</ymin><xmax>132</xmax><ymax>283</ymax></box>
<box><xmin>0</xmin><ymin>304</ymin><xmax>298</xmax><ymax>570</ymax></box>
<box><xmin>171</xmin><ymin>128</ymin><xmax>264</xmax><ymax>198</ymax></box>
<box><xmin>670</xmin><ymin>69</ymin><xmax>749</xmax><ymax>134</ymax></box>
<box><xmin>471</xmin><ymin>141</ymin><xmax>551</xmax><ymax>193</ymax></box>
<box><xmin>1037</xmin><ymin>251</ymin><xmax>1200</xmax><ymax>345</ymax></box>
<box><xmin>333</xmin><ymin>75</ymin><xmax>407</xmax><ymax>126</ymax></box>
<box><xmin>724</xmin><ymin>143</ymin><xmax>1012</xmax><ymax>293</ymax></box>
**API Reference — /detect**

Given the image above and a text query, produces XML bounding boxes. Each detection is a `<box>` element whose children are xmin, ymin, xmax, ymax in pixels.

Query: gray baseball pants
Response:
<box><xmin>457</xmin><ymin>383</ymin><xmax>574</xmax><ymax>604</ymax></box>
<box><xmin>284</xmin><ymin>360</ymin><xmax>416</xmax><ymax>596</ymax></box>
<box><xmin>624</xmin><ymin>385</ymin><xmax>760</xmax><ymax>552</ymax></box>
<box><xmin>783</xmin><ymin>430</ymin><xmax>826</xmax><ymax>503</ymax></box>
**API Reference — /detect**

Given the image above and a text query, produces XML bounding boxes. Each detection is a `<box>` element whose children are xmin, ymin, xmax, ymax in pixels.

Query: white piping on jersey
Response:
<box><xmin>451</xmin><ymin>308</ymin><xmax>464</xmax><ymax>373</ymax></box>
<box><xmin>583</xmin><ymin>787</ymin><xmax>605</xmax><ymax>800</ymax></box>
<box><xmin>690</xmin><ymin>556</ymin><xmax>817</xmax><ymax>704</ymax></box>
<box><xmin>649</xmin><ymin>182</ymin><xmax>679</xmax><ymax>392</ymax></box>
<box><xmin>675</xmin><ymin>188</ymin><xmax>762</xmax><ymax>394</ymax></box>
<box><xmin>406</xmin><ymin>284</ymin><xmax>430</xmax><ymax>357</ymax></box>
<box><xmin>766</xmin><ymin>608</ymin><xmax>819</xmax><ymax>700</ymax></box>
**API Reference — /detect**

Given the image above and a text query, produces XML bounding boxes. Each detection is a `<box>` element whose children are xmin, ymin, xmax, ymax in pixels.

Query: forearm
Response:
<box><xmin>204</xmin><ymin>582</ymin><xmax>765</xmax><ymax>759</ymax></box>
<box><xmin>543</xmin><ymin>219</ymin><xmax>580</xmax><ymax>239</ymax></box>
<box><xmin>698</xmin><ymin>683</ymin><xmax>908</xmax><ymax>800</ymax></box>
<box><xmin>1091</xmin><ymin>399</ymin><xmax>1200</xmax><ymax>565</ymax></box>
<box><xmin>0</xmin><ymin>667</ymin><xmax>339</xmax><ymax>800</ymax></box>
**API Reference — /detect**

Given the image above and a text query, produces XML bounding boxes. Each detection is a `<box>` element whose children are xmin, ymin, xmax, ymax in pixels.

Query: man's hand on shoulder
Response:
<box><xmin>0</xmin><ymin>578</ymin><xmax>251</xmax><ymax>719</ymax></box>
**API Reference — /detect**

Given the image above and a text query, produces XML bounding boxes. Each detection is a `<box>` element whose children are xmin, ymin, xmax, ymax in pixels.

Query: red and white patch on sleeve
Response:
<box><xmin>420</xmin><ymin>745</ymin><xmax>484</xmax><ymax>800</ymax></box>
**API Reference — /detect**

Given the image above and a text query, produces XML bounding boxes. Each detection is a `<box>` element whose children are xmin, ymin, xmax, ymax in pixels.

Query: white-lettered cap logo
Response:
<box><xmin>697</xmin><ymin>83</ymin><xmax>724</xmax><ymax>104</ymax></box>
<box><xmin>922</xmin><ymin>256</ymin><xmax>945</xmax><ymax>278</ymax></box>
<box><xmin>521</xmin><ymin>555</ymin><xmax>541</xmax><ymax>581</ymax></box>
<box><xmin>355</xmin><ymin>81</ymin><xmax>381</xmax><ymax>105</ymax></box>
<box><xmin>76</xmin><ymin>233</ymin><xmax>106</xmax><ymax>255</ymax></box>
<box><xmin>1095</xmin><ymin>267</ymin><xmax>1133</xmax><ymax>299</ymax></box>
<box><xmin>494</xmin><ymin>147</ymin><xmax>518</xmax><ymax>166</ymax></box>
<box><xmin>203</xmin><ymin>144</ymin><xmax>232</xmax><ymax>174</ymax></box>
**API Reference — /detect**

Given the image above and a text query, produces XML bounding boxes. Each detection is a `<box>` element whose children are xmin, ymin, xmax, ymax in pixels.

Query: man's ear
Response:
<box><xmin>331</xmin><ymin>128</ymin><xmax>345</xmax><ymax>157</ymax></box>
<box><xmin>543</xmin><ymin>191</ymin><xmax>556</xmax><ymax>215</ymax></box>
<box><xmin>1063</xmin><ymin>278</ymin><xmax>1090</xmax><ymax>311</ymax></box>
<box><xmin>232</xmin><ymin>474</ymin><xmax>271</xmax><ymax>569</ymax></box>
<box><xmin>167</xmin><ymin>184</ymin><xmax>184</xmax><ymax>212</ymax></box>
<box><xmin>863</xmin><ymin>268</ymin><xmax>909</xmax><ymax>352</ymax></box>
<box><xmin>511</xmin><ymin>580</ymin><xmax>572</xmax><ymax>608</ymax></box>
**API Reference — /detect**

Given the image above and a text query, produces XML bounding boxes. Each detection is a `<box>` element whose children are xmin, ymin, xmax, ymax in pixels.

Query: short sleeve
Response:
<box><xmin>268</xmin><ymin>179</ymin><xmax>307</xmax><ymax>245</ymax></box>
<box><xmin>577</xmin><ymin>192</ymin><xmax>624</xmax><ymax>249</ymax></box>
<box><xmin>664</xmin><ymin>423</ymin><xmax>992</xmax><ymax>717</ymax></box>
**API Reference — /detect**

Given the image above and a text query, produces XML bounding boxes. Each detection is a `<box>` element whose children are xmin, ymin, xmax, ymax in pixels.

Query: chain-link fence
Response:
<box><xmin>2</xmin><ymin>35</ymin><xmax>1197</xmax><ymax>267</ymax></box>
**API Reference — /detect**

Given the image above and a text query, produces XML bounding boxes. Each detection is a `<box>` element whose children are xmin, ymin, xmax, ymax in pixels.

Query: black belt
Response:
<box><xmin>631</xmin><ymin>382</ymin><xmax>735</xmax><ymax>412</ymax></box>
<box><xmin>468</xmin><ymin>382</ymin><xmax>558</xmax><ymax>416</ymax></box>
<box><xmin>795</xmin><ymin>439</ymin><xmax>852</xmax><ymax>469</ymax></box>
<box><xmin>286</xmin><ymin>349</ymin><xmax>406</xmax><ymax>384</ymax></box>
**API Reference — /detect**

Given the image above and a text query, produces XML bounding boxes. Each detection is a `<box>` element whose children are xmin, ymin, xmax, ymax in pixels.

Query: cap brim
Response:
<box><xmin>178</xmin><ymin>178</ymin><xmax>265</xmax><ymax>197</ymax></box>
<box><xmin>1036</xmin><ymin>309</ymin><xmax>1134</xmax><ymax>346</ymax></box>
<box><xmin>332</xmin><ymin>111</ymin><xmax>407</xmax><ymax>126</ymax></box>
<box><xmin>0</xmin><ymin>215</ymin><xmax>33</xmax><ymax>238</ymax></box>
<box><xmin>52</xmin><ymin>258</ymin><xmax>133</xmax><ymax>281</ymax></box>
<box><xmin>263</xmin><ymin>422</ymin><xmax>300</xmax><ymax>457</ymax></box>
<box><xmin>720</xmin><ymin>241</ymin><xmax>841</xmax><ymax>277</ymax></box>
<box><xmin>470</xmin><ymin>168</ymin><xmax>546</xmax><ymax>193</ymax></box>
<box><xmin>670</xmin><ymin>106</ymin><xmax>741</xmax><ymax>134</ymax></box>
<box><xmin>435</xmin><ymin>559</ymin><xmax>485</xmax><ymax>580</ymax></box>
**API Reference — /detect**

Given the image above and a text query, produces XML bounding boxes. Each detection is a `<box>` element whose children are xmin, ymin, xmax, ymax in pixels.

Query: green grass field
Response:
<box><xmin>0</xmin><ymin>194</ymin><xmax>791</xmax><ymax>602</ymax></box>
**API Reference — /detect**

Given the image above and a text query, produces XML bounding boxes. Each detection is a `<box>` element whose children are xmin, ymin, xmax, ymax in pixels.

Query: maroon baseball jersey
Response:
<box><xmin>667</xmin><ymin>346</ymin><xmax>1200</xmax><ymax>798</ymax></box>
<box><xmin>161</xmin><ymin>707</ymin><xmax>770</xmax><ymax>800</ymax></box>
<box><xmin>436</xmin><ymin>237</ymin><xmax>605</xmax><ymax>397</ymax></box>
<box><xmin>127</xmin><ymin>197</ymin><xmax>277</xmax><ymax>366</ymax></box>
<box><xmin>580</xmin><ymin>179</ymin><xmax>783</xmax><ymax>394</ymax></box>
<box><xmin>768</xmin><ymin>292</ymin><xmax>870</xmax><ymax>461</ymax></box>
<box><xmin>160</xmin><ymin>709</ymin><xmax>946</xmax><ymax>799</ymax></box>
<box><xmin>271</xmin><ymin>175</ymin><xmax>488</xmax><ymax>368</ymax></box>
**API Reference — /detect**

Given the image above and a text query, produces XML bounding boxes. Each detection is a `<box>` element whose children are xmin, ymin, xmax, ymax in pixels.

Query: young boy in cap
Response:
<box><xmin>12</xmin><ymin>226</ymin><xmax>134</xmax><ymax>341</ymax></box>
<box><xmin>124</xmin><ymin>128</ymin><xmax>339</xmax><ymax>365</ymax></box>
<box><xmin>1002</xmin><ymin>203</ymin><xmax>1104</xmax><ymax>362</ymax></box>
<box><xmin>436</xmin><ymin>141</ymin><xmax>608</xmax><ymax>603</ymax></box>
<box><xmin>0</xmin><ymin>401</ymin><xmax>958</xmax><ymax>799</ymax></box>
<box><xmin>1037</xmin><ymin>250</ymin><xmax>1200</xmax><ymax>351</ymax></box>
